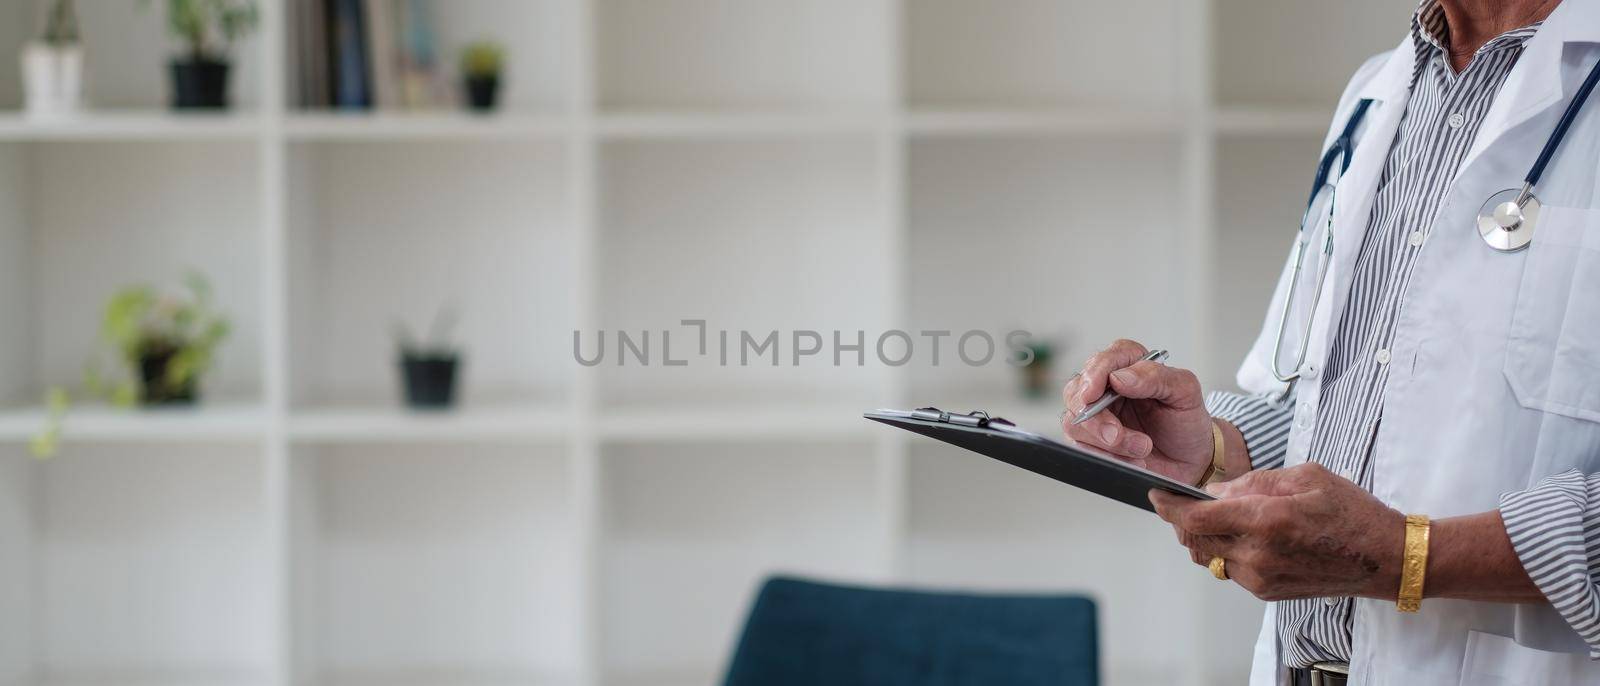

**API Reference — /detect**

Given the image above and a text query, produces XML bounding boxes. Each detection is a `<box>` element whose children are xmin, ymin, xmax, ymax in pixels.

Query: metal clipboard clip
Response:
<box><xmin>908</xmin><ymin>407</ymin><xmax>1015</xmax><ymax>429</ymax></box>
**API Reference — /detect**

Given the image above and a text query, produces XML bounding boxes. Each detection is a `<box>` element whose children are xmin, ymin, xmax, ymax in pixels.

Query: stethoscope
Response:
<box><xmin>1270</xmin><ymin>56</ymin><xmax>1600</xmax><ymax>385</ymax></box>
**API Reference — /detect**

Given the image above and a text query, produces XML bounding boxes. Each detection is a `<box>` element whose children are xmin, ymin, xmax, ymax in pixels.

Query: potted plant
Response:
<box><xmin>460</xmin><ymin>40</ymin><xmax>504</xmax><ymax>112</ymax></box>
<box><xmin>140</xmin><ymin>0</ymin><xmax>258</xmax><ymax>109</ymax></box>
<box><xmin>394</xmin><ymin>307</ymin><xmax>462</xmax><ymax>409</ymax></box>
<box><xmin>91</xmin><ymin>273</ymin><xmax>231</xmax><ymax>405</ymax></box>
<box><xmin>20</xmin><ymin>0</ymin><xmax>85</xmax><ymax>118</ymax></box>
<box><xmin>30</xmin><ymin>273</ymin><xmax>230</xmax><ymax>458</ymax></box>
<box><xmin>1020</xmin><ymin>340</ymin><xmax>1056</xmax><ymax>399</ymax></box>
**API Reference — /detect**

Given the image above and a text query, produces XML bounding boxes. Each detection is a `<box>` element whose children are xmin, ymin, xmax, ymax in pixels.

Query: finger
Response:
<box><xmin>1074</xmin><ymin>339</ymin><xmax>1150</xmax><ymax>407</ymax></box>
<box><xmin>1177</xmin><ymin>528</ymin><xmax>1239</xmax><ymax>559</ymax></box>
<box><xmin>1173</xmin><ymin>525</ymin><xmax>1241</xmax><ymax>571</ymax></box>
<box><xmin>1063</xmin><ymin>403</ymin><xmax>1152</xmax><ymax>458</ymax></box>
<box><xmin>1151</xmin><ymin>490</ymin><xmax>1258</xmax><ymax>535</ymax></box>
<box><xmin>1106</xmin><ymin>360</ymin><xmax>1202</xmax><ymax>409</ymax></box>
<box><xmin>1209</xmin><ymin>464</ymin><xmax>1319</xmax><ymax>498</ymax></box>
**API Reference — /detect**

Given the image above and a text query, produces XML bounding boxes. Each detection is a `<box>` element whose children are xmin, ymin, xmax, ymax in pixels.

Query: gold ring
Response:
<box><xmin>1209</xmin><ymin>556</ymin><xmax>1229</xmax><ymax>581</ymax></box>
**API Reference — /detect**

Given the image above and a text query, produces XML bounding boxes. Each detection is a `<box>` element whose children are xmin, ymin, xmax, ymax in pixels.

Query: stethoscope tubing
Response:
<box><xmin>1526</xmin><ymin>55</ymin><xmax>1600</xmax><ymax>188</ymax></box>
<box><xmin>1273</xmin><ymin>54</ymin><xmax>1600</xmax><ymax>388</ymax></box>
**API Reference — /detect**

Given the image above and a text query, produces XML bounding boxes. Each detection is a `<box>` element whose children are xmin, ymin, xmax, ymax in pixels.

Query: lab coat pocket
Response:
<box><xmin>1458</xmin><ymin>630</ymin><xmax>1591</xmax><ymax>685</ymax></box>
<box><xmin>1504</xmin><ymin>206</ymin><xmax>1600</xmax><ymax>422</ymax></box>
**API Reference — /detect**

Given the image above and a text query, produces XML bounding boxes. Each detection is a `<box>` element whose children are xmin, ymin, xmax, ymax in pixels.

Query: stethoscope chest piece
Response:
<box><xmin>1477</xmin><ymin>187</ymin><xmax>1541</xmax><ymax>252</ymax></box>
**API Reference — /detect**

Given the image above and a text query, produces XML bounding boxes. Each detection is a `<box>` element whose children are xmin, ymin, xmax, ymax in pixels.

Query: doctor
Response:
<box><xmin>1063</xmin><ymin>0</ymin><xmax>1600</xmax><ymax>683</ymax></box>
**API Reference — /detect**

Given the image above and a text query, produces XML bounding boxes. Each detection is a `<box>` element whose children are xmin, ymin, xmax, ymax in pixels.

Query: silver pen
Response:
<box><xmin>1070</xmin><ymin>349</ymin><xmax>1170</xmax><ymax>425</ymax></box>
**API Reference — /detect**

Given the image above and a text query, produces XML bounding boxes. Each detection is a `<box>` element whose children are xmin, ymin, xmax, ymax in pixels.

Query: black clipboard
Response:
<box><xmin>865</xmin><ymin>407</ymin><xmax>1213</xmax><ymax>513</ymax></box>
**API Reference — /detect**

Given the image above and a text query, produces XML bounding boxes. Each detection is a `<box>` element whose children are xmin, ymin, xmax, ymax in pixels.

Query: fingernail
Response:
<box><xmin>1100</xmin><ymin>424</ymin><xmax>1117</xmax><ymax>444</ymax></box>
<box><xmin>1111</xmin><ymin>369</ymin><xmax>1135</xmax><ymax>386</ymax></box>
<box><xmin>1131</xmin><ymin>434</ymin><xmax>1152</xmax><ymax>456</ymax></box>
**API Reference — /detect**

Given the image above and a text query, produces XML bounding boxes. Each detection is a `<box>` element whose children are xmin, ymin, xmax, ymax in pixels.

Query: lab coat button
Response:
<box><xmin>1408</xmin><ymin>231</ymin><xmax>1424</xmax><ymax>247</ymax></box>
<box><xmin>1375</xmin><ymin>348</ymin><xmax>1391</xmax><ymax>365</ymax></box>
<box><xmin>1448</xmin><ymin>112</ymin><xmax>1465</xmax><ymax>129</ymax></box>
<box><xmin>1302</xmin><ymin>365</ymin><xmax>1318</xmax><ymax>380</ymax></box>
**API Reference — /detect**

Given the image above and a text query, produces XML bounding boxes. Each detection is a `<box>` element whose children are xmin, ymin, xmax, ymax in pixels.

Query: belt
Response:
<box><xmin>1290</xmin><ymin>661</ymin><xmax>1349</xmax><ymax>686</ymax></box>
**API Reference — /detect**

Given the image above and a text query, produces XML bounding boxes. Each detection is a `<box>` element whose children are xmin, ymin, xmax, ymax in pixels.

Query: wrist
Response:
<box><xmin>1210</xmin><ymin>417</ymin><xmax>1252</xmax><ymax>482</ymax></box>
<box><xmin>1361</xmin><ymin>507</ymin><xmax>1409</xmax><ymax>601</ymax></box>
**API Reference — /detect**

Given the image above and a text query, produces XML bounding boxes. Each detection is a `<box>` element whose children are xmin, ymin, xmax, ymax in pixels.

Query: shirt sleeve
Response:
<box><xmin>1204</xmin><ymin>390</ymin><xmax>1294</xmax><ymax>471</ymax></box>
<box><xmin>1500</xmin><ymin>470</ymin><xmax>1600</xmax><ymax>657</ymax></box>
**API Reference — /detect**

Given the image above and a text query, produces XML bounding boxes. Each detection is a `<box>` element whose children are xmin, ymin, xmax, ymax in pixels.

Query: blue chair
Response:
<box><xmin>722</xmin><ymin>576</ymin><xmax>1099</xmax><ymax>686</ymax></box>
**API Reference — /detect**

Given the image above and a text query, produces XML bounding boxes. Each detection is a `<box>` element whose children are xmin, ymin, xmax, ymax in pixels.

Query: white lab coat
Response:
<box><xmin>1238</xmin><ymin>1</ymin><xmax>1600</xmax><ymax>683</ymax></box>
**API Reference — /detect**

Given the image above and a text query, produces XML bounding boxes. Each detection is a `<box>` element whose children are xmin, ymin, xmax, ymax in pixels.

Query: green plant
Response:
<box><xmin>139</xmin><ymin>0</ymin><xmax>258</xmax><ymax>61</ymax></box>
<box><xmin>40</xmin><ymin>0</ymin><xmax>80</xmax><ymax>46</ymax></box>
<box><xmin>392</xmin><ymin>304</ymin><xmax>460</xmax><ymax>356</ymax></box>
<box><xmin>30</xmin><ymin>273</ymin><xmax>231</xmax><ymax>458</ymax></box>
<box><xmin>460</xmin><ymin>41</ymin><xmax>505</xmax><ymax>78</ymax></box>
<box><xmin>1024</xmin><ymin>340</ymin><xmax>1054</xmax><ymax>368</ymax></box>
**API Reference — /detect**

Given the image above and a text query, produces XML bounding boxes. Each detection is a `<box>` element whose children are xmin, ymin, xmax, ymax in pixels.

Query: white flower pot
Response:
<box><xmin>21</xmin><ymin>42</ymin><xmax>84</xmax><ymax>118</ymax></box>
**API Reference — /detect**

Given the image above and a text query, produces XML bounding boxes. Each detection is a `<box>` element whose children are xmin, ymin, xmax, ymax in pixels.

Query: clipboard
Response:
<box><xmin>865</xmin><ymin>407</ymin><xmax>1213</xmax><ymax>513</ymax></box>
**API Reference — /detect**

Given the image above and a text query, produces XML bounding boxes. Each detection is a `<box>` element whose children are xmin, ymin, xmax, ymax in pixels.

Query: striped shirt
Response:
<box><xmin>1206</xmin><ymin>0</ymin><xmax>1554</xmax><ymax>667</ymax></box>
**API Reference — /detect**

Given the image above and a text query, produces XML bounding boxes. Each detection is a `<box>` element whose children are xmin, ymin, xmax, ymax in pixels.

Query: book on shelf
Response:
<box><xmin>292</xmin><ymin>0</ymin><xmax>449</xmax><ymax>111</ymax></box>
<box><xmin>329</xmin><ymin>0</ymin><xmax>371</xmax><ymax>108</ymax></box>
<box><xmin>396</xmin><ymin>0</ymin><xmax>450</xmax><ymax>109</ymax></box>
<box><xmin>292</xmin><ymin>0</ymin><xmax>328</xmax><ymax>107</ymax></box>
<box><xmin>364</xmin><ymin>0</ymin><xmax>399</xmax><ymax>109</ymax></box>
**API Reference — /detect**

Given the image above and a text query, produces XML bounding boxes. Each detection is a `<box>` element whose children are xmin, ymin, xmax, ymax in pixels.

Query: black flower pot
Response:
<box><xmin>401</xmin><ymin>353</ymin><xmax>460</xmax><ymax>409</ymax></box>
<box><xmin>170</xmin><ymin>58</ymin><xmax>231</xmax><ymax>109</ymax></box>
<box><xmin>139</xmin><ymin>347</ymin><xmax>198</xmax><ymax>406</ymax></box>
<box><xmin>464</xmin><ymin>74</ymin><xmax>499</xmax><ymax>112</ymax></box>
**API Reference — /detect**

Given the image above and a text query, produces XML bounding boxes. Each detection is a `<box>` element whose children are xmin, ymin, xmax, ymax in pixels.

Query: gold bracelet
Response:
<box><xmin>1397</xmin><ymin>514</ymin><xmax>1431</xmax><ymax>613</ymax></box>
<box><xmin>1196</xmin><ymin>421</ymin><xmax>1226</xmax><ymax>487</ymax></box>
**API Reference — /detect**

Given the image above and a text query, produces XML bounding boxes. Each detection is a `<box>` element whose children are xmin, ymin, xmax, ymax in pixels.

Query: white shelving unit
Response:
<box><xmin>0</xmin><ymin>1</ymin><xmax>1414</xmax><ymax>685</ymax></box>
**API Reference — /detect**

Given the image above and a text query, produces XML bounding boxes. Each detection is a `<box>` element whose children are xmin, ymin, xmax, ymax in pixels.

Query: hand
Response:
<box><xmin>1148</xmin><ymin>463</ymin><xmax>1406</xmax><ymax>601</ymax></box>
<box><xmin>1061</xmin><ymin>339</ymin><xmax>1214</xmax><ymax>485</ymax></box>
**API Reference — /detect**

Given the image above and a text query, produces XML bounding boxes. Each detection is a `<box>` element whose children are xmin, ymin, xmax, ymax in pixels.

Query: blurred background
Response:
<box><xmin>0</xmin><ymin>0</ymin><xmax>1415</xmax><ymax>684</ymax></box>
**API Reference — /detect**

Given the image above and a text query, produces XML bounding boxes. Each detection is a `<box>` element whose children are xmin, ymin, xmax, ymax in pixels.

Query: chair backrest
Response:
<box><xmin>722</xmin><ymin>576</ymin><xmax>1099</xmax><ymax>686</ymax></box>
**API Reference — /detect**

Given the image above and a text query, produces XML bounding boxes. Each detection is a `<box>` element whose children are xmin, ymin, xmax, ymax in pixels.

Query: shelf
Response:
<box><xmin>286</xmin><ymin>139</ymin><xmax>574</xmax><ymax>407</ymax></box>
<box><xmin>596</xmin><ymin>0</ymin><xmax>889</xmax><ymax>111</ymax></box>
<box><xmin>906</xmin><ymin>108</ymin><xmax>1182</xmax><ymax>137</ymax></box>
<box><xmin>1213</xmin><ymin>106</ymin><xmax>1333</xmax><ymax>136</ymax></box>
<box><xmin>602</xmin><ymin>668</ymin><xmax>717</xmax><ymax>686</ymax></box>
<box><xmin>0</xmin><ymin>112</ymin><xmax>262</xmax><ymax>141</ymax></box>
<box><xmin>289</xmin><ymin>404</ymin><xmax>569</xmax><ymax>443</ymax></box>
<box><xmin>8</xmin><ymin>672</ymin><xmax>275</xmax><ymax>686</ymax></box>
<box><xmin>289</xmin><ymin>444</ymin><xmax>578</xmax><ymax>681</ymax></box>
<box><xmin>0</xmin><ymin>2</ymin><xmax>1396</xmax><ymax>683</ymax></box>
<box><xmin>301</xmin><ymin>671</ymin><xmax>580</xmax><ymax>686</ymax></box>
<box><xmin>598</xmin><ymin>403</ymin><xmax>875</xmax><ymax>442</ymax></box>
<box><xmin>595</xmin><ymin>139</ymin><xmax>887</xmax><ymax>407</ymax></box>
<box><xmin>905</xmin><ymin>137</ymin><xmax>1191</xmax><ymax>398</ymax></box>
<box><xmin>7</xmin><ymin>444</ymin><xmax>274</xmax><ymax>680</ymax></box>
<box><xmin>0</xmin><ymin>107</ymin><xmax>1344</xmax><ymax>142</ymax></box>
<box><xmin>0</xmin><ymin>402</ymin><xmax>267</xmax><ymax>444</ymax></box>
<box><xmin>601</xmin><ymin>442</ymin><xmax>884</xmax><ymax>678</ymax></box>
<box><xmin>597</xmin><ymin>110</ymin><xmax>882</xmax><ymax>139</ymax></box>
<box><xmin>286</xmin><ymin>112</ymin><xmax>570</xmax><ymax>141</ymax></box>
<box><xmin>905</xmin><ymin>0</ymin><xmax>1184</xmax><ymax>109</ymax></box>
<box><xmin>1213</xmin><ymin>0</ymin><xmax>1406</xmax><ymax>110</ymax></box>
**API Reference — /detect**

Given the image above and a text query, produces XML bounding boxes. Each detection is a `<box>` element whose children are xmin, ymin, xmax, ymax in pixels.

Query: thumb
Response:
<box><xmin>1107</xmin><ymin>361</ymin><xmax>1200</xmax><ymax>406</ymax></box>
